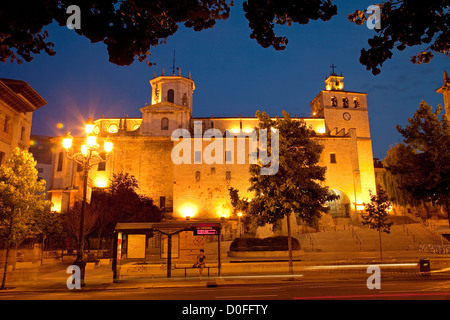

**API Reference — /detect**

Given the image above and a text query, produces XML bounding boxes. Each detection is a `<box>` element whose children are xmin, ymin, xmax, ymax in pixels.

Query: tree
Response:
<box><xmin>88</xmin><ymin>173</ymin><xmax>163</xmax><ymax>247</ymax></box>
<box><xmin>2</xmin><ymin>1</ymin><xmax>447</xmax><ymax>74</ymax></box>
<box><xmin>361</xmin><ymin>189</ymin><xmax>393</xmax><ymax>261</ymax></box>
<box><xmin>383</xmin><ymin>102</ymin><xmax>450</xmax><ymax>225</ymax></box>
<box><xmin>348</xmin><ymin>1</ymin><xmax>450</xmax><ymax>75</ymax></box>
<box><xmin>381</xmin><ymin>144</ymin><xmax>423</xmax><ymax>209</ymax></box>
<box><xmin>63</xmin><ymin>201</ymin><xmax>99</xmax><ymax>250</ymax></box>
<box><xmin>0</xmin><ymin>0</ymin><xmax>337</xmax><ymax>66</ymax></box>
<box><xmin>0</xmin><ymin>148</ymin><xmax>50</xmax><ymax>289</ymax></box>
<box><xmin>0</xmin><ymin>0</ymin><xmax>233</xmax><ymax>66</ymax></box>
<box><xmin>246</xmin><ymin>111</ymin><xmax>337</xmax><ymax>274</ymax></box>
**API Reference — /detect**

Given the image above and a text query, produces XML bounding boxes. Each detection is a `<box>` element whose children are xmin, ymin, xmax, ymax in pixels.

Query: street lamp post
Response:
<box><xmin>237</xmin><ymin>212</ymin><xmax>243</xmax><ymax>238</ymax></box>
<box><xmin>62</xmin><ymin>118</ymin><xmax>113</xmax><ymax>286</ymax></box>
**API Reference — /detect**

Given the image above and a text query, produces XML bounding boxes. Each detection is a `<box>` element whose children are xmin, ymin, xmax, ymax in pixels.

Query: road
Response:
<box><xmin>1</xmin><ymin>273</ymin><xmax>450</xmax><ymax>300</ymax></box>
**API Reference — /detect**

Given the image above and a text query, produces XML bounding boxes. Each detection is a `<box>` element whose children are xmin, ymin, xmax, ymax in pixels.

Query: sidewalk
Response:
<box><xmin>2</xmin><ymin>250</ymin><xmax>450</xmax><ymax>292</ymax></box>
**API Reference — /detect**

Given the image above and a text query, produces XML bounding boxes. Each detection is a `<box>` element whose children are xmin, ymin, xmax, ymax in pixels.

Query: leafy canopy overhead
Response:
<box><xmin>348</xmin><ymin>0</ymin><xmax>450</xmax><ymax>75</ymax></box>
<box><xmin>1</xmin><ymin>0</ymin><xmax>446</xmax><ymax>73</ymax></box>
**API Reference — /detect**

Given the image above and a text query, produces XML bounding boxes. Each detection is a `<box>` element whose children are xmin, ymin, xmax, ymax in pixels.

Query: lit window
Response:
<box><xmin>353</xmin><ymin>98</ymin><xmax>360</xmax><ymax>108</ymax></box>
<box><xmin>331</xmin><ymin>97</ymin><xmax>337</xmax><ymax>107</ymax></box>
<box><xmin>108</xmin><ymin>124</ymin><xmax>118</xmax><ymax>133</ymax></box>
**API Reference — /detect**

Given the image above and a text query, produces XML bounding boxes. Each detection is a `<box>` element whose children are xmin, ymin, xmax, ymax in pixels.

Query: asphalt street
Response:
<box><xmin>1</xmin><ymin>272</ymin><xmax>450</xmax><ymax>300</ymax></box>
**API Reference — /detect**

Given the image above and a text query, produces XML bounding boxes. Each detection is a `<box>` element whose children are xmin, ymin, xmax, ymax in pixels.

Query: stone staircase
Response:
<box><xmin>297</xmin><ymin>223</ymin><xmax>449</xmax><ymax>253</ymax></box>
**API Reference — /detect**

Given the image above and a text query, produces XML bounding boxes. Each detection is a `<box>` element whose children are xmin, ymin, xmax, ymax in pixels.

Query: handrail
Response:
<box><xmin>350</xmin><ymin>225</ymin><xmax>362</xmax><ymax>250</ymax></box>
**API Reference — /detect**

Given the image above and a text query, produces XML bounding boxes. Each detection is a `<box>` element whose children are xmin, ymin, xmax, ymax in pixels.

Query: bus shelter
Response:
<box><xmin>113</xmin><ymin>221</ymin><xmax>222</xmax><ymax>280</ymax></box>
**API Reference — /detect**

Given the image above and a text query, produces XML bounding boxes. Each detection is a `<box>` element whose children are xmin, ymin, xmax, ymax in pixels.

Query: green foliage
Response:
<box><xmin>348</xmin><ymin>1</ymin><xmax>450</xmax><ymax>75</ymax></box>
<box><xmin>383</xmin><ymin>102</ymin><xmax>450</xmax><ymax>218</ymax></box>
<box><xmin>361</xmin><ymin>189</ymin><xmax>393</xmax><ymax>234</ymax></box>
<box><xmin>381</xmin><ymin>144</ymin><xmax>421</xmax><ymax>207</ymax></box>
<box><xmin>246</xmin><ymin>110</ymin><xmax>337</xmax><ymax>226</ymax></box>
<box><xmin>2</xmin><ymin>1</ymin><xmax>447</xmax><ymax>74</ymax></box>
<box><xmin>243</xmin><ymin>0</ymin><xmax>337</xmax><ymax>51</ymax></box>
<box><xmin>0</xmin><ymin>0</ymin><xmax>233</xmax><ymax>65</ymax></box>
<box><xmin>0</xmin><ymin>148</ymin><xmax>50</xmax><ymax>245</ymax></box>
<box><xmin>87</xmin><ymin>172</ymin><xmax>164</xmax><ymax>240</ymax></box>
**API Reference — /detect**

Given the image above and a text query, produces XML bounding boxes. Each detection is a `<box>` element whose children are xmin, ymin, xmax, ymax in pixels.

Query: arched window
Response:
<box><xmin>331</xmin><ymin>96</ymin><xmax>338</xmax><ymax>107</ymax></box>
<box><xmin>167</xmin><ymin>89</ymin><xmax>175</xmax><ymax>103</ymax></box>
<box><xmin>353</xmin><ymin>98</ymin><xmax>360</xmax><ymax>108</ymax></box>
<box><xmin>342</xmin><ymin>97</ymin><xmax>349</xmax><ymax>108</ymax></box>
<box><xmin>161</xmin><ymin>117</ymin><xmax>169</xmax><ymax>130</ymax></box>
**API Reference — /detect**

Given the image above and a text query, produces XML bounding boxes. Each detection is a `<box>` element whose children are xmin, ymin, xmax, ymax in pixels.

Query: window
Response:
<box><xmin>3</xmin><ymin>115</ymin><xmax>10</xmax><ymax>133</ymax></box>
<box><xmin>195</xmin><ymin>171</ymin><xmax>201</xmax><ymax>182</ymax></box>
<box><xmin>108</xmin><ymin>124</ymin><xmax>118</xmax><ymax>133</ymax></box>
<box><xmin>98</xmin><ymin>161</ymin><xmax>106</xmax><ymax>171</ymax></box>
<box><xmin>77</xmin><ymin>163</ymin><xmax>83</xmax><ymax>172</ymax></box>
<box><xmin>331</xmin><ymin>97</ymin><xmax>338</xmax><ymax>107</ymax></box>
<box><xmin>161</xmin><ymin>117</ymin><xmax>169</xmax><ymax>130</ymax></box>
<box><xmin>160</xmin><ymin>196</ymin><xmax>166</xmax><ymax>209</ymax></box>
<box><xmin>0</xmin><ymin>151</ymin><xmax>5</xmax><ymax>165</ymax></box>
<box><xmin>226</xmin><ymin>171</ymin><xmax>231</xmax><ymax>182</ymax></box>
<box><xmin>353</xmin><ymin>98</ymin><xmax>360</xmax><ymax>108</ymax></box>
<box><xmin>20</xmin><ymin>126</ymin><xmax>26</xmax><ymax>141</ymax></box>
<box><xmin>225</xmin><ymin>150</ymin><xmax>232</xmax><ymax>163</ymax></box>
<box><xmin>194</xmin><ymin>151</ymin><xmax>202</xmax><ymax>164</ymax></box>
<box><xmin>167</xmin><ymin>89</ymin><xmax>175</xmax><ymax>103</ymax></box>
<box><xmin>342</xmin><ymin>97</ymin><xmax>349</xmax><ymax>108</ymax></box>
<box><xmin>98</xmin><ymin>152</ymin><xmax>107</xmax><ymax>171</ymax></box>
<box><xmin>57</xmin><ymin>152</ymin><xmax>64</xmax><ymax>171</ymax></box>
<box><xmin>211</xmin><ymin>167</ymin><xmax>216</xmax><ymax>175</ymax></box>
<box><xmin>330</xmin><ymin>153</ymin><xmax>337</xmax><ymax>164</ymax></box>
<box><xmin>38</xmin><ymin>167</ymin><xmax>44</xmax><ymax>173</ymax></box>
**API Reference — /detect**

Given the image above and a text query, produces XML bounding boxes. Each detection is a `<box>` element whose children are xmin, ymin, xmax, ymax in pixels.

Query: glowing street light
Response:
<box><xmin>237</xmin><ymin>212</ymin><xmax>243</xmax><ymax>237</ymax></box>
<box><xmin>62</xmin><ymin>118</ymin><xmax>113</xmax><ymax>286</ymax></box>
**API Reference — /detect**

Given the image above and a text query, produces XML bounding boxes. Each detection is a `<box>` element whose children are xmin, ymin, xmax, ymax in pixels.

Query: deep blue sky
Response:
<box><xmin>1</xmin><ymin>0</ymin><xmax>448</xmax><ymax>159</ymax></box>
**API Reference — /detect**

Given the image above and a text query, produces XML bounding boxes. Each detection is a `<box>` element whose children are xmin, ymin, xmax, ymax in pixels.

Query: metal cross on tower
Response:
<box><xmin>330</xmin><ymin>64</ymin><xmax>337</xmax><ymax>75</ymax></box>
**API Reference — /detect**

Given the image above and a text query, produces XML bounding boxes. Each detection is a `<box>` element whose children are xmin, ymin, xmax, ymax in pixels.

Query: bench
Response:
<box><xmin>174</xmin><ymin>264</ymin><xmax>219</xmax><ymax>278</ymax></box>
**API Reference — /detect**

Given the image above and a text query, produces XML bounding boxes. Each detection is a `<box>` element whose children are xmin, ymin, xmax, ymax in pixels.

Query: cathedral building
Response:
<box><xmin>47</xmin><ymin>69</ymin><xmax>377</xmax><ymax>226</ymax></box>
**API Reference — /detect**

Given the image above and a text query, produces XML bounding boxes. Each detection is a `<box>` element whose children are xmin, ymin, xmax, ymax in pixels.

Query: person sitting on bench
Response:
<box><xmin>195</xmin><ymin>249</ymin><xmax>206</xmax><ymax>279</ymax></box>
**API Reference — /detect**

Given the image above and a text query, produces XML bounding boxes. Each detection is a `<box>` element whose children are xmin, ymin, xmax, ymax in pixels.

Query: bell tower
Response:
<box><xmin>140</xmin><ymin>69</ymin><xmax>195</xmax><ymax>136</ymax></box>
<box><xmin>150</xmin><ymin>68</ymin><xmax>195</xmax><ymax>111</ymax></box>
<box><xmin>310</xmin><ymin>69</ymin><xmax>370</xmax><ymax>138</ymax></box>
<box><xmin>436</xmin><ymin>70</ymin><xmax>450</xmax><ymax>116</ymax></box>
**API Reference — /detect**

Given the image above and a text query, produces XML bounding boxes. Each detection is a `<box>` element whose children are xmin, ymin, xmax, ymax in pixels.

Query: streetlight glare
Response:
<box><xmin>86</xmin><ymin>134</ymin><xmax>97</xmax><ymax>147</ymax></box>
<box><xmin>62</xmin><ymin>132</ymin><xmax>73</xmax><ymax>149</ymax></box>
<box><xmin>104</xmin><ymin>137</ymin><xmax>113</xmax><ymax>153</ymax></box>
<box><xmin>81</xmin><ymin>144</ymin><xmax>88</xmax><ymax>156</ymax></box>
<box><xmin>85</xmin><ymin>117</ymin><xmax>95</xmax><ymax>135</ymax></box>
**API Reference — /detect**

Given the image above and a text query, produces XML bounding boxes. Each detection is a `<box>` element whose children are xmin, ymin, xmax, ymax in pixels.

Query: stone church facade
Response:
<box><xmin>48</xmin><ymin>70</ymin><xmax>377</xmax><ymax>225</ymax></box>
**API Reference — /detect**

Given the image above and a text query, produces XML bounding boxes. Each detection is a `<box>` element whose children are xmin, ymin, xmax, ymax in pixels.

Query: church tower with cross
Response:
<box><xmin>310</xmin><ymin>65</ymin><xmax>376</xmax><ymax>216</ymax></box>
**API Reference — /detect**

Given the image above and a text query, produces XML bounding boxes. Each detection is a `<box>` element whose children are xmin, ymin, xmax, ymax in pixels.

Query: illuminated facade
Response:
<box><xmin>0</xmin><ymin>78</ymin><xmax>47</xmax><ymax>165</ymax></box>
<box><xmin>48</xmin><ymin>70</ymin><xmax>376</xmax><ymax>225</ymax></box>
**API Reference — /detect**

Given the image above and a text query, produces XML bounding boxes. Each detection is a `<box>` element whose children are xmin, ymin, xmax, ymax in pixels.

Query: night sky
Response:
<box><xmin>1</xmin><ymin>0</ymin><xmax>448</xmax><ymax>159</ymax></box>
